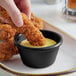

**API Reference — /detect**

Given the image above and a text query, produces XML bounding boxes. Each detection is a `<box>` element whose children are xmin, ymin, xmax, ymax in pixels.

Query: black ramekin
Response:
<box><xmin>14</xmin><ymin>30</ymin><xmax>63</xmax><ymax>68</ymax></box>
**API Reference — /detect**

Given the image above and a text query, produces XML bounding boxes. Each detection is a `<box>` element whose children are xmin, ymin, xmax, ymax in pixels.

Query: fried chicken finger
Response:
<box><xmin>0</xmin><ymin>6</ymin><xmax>45</xmax><ymax>46</ymax></box>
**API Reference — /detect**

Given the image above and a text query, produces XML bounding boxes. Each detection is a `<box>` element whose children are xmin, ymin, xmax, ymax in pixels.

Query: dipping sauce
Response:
<box><xmin>20</xmin><ymin>38</ymin><xmax>56</xmax><ymax>48</ymax></box>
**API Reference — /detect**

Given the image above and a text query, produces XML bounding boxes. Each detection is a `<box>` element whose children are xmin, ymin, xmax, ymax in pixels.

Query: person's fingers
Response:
<box><xmin>0</xmin><ymin>0</ymin><xmax>23</xmax><ymax>27</ymax></box>
<box><xmin>20</xmin><ymin>0</ymin><xmax>31</xmax><ymax>19</ymax></box>
<box><xmin>14</xmin><ymin>0</ymin><xmax>20</xmax><ymax>3</ymax></box>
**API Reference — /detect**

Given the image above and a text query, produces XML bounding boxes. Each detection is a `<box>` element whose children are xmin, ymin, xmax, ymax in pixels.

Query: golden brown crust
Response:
<box><xmin>0</xmin><ymin>24</ymin><xmax>16</xmax><ymax>40</ymax></box>
<box><xmin>31</xmin><ymin>13</ymin><xmax>43</xmax><ymax>29</ymax></box>
<box><xmin>0</xmin><ymin>38</ymin><xmax>18</xmax><ymax>61</ymax></box>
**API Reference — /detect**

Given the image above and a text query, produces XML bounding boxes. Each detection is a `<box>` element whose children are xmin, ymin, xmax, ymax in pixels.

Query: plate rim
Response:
<box><xmin>0</xmin><ymin>63</ymin><xmax>76</xmax><ymax>76</ymax></box>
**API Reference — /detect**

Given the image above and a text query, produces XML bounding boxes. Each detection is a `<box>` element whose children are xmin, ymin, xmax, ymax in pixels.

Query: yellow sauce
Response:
<box><xmin>20</xmin><ymin>38</ymin><xmax>56</xmax><ymax>48</ymax></box>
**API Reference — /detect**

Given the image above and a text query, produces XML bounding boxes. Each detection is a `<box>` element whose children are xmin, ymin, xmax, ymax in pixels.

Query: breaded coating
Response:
<box><xmin>31</xmin><ymin>13</ymin><xmax>43</xmax><ymax>29</ymax></box>
<box><xmin>0</xmin><ymin>24</ymin><xmax>16</xmax><ymax>40</ymax></box>
<box><xmin>0</xmin><ymin>38</ymin><xmax>18</xmax><ymax>61</ymax></box>
<box><xmin>0</xmin><ymin>6</ymin><xmax>13</xmax><ymax>25</ymax></box>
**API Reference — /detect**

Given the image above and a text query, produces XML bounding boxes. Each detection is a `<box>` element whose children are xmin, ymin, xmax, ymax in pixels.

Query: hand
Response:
<box><xmin>0</xmin><ymin>0</ymin><xmax>31</xmax><ymax>27</ymax></box>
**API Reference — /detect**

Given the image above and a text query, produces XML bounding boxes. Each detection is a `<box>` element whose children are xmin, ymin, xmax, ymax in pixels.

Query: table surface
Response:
<box><xmin>0</xmin><ymin>0</ymin><xmax>76</xmax><ymax>76</ymax></box>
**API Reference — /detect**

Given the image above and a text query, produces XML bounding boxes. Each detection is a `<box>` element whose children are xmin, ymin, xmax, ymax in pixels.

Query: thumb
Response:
<box><xmin>0</xmin><ymin>0</ymin><xmax>23</xmax><ymax>27</ymax></box>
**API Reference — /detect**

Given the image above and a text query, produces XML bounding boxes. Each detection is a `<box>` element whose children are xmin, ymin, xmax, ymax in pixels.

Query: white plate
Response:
<box><xmin>0</xmin><ymin>21</ymin><xmax>76</xmax><ymax>76</ymax></box>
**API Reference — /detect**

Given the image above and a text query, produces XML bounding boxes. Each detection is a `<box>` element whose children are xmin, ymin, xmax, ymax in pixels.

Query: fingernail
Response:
<box><xmin>26</xmin><ymin>13</ymin><xmax>31</xmax><ymax>20</ymax></box>
<box><xmin>16</xmin><ymin>20</ymin><xmax>23</xmax><ymax>27</ymax></box>
<box><xmin>28</xmin><ymin>15</ymin><xmax>31</xmax><ymax>20</ymax></box>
